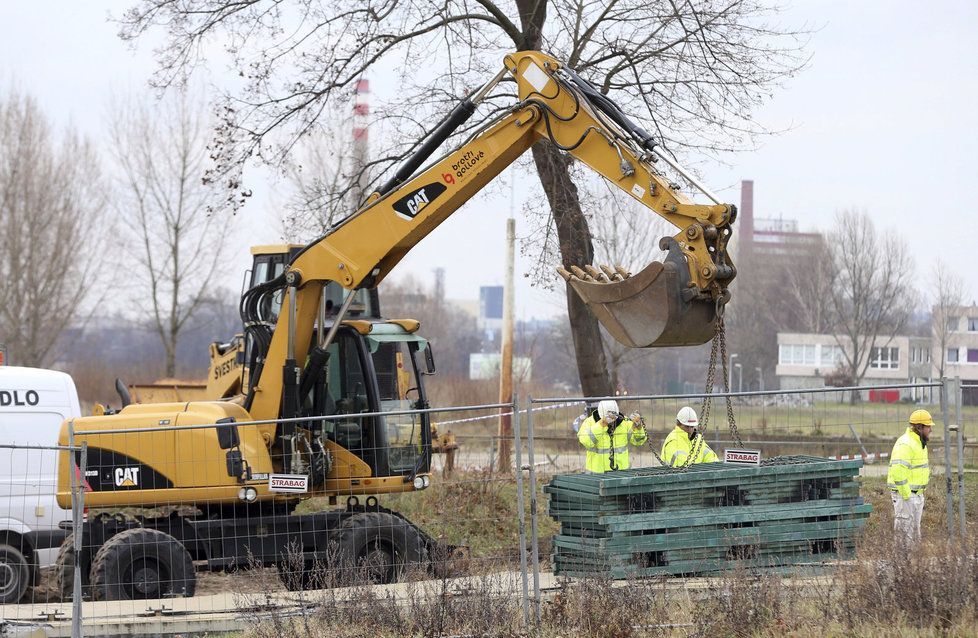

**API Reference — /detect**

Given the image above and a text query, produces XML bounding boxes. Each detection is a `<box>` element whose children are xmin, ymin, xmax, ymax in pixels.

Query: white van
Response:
<box><xmin>0</xmin><ymin>367</ymin><xmax>78</xmax><ymax>603</ymax></box>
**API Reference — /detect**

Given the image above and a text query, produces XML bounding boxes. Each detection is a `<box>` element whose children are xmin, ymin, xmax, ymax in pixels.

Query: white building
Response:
<box><xmin>939</xmin><ymin>307</ymin><xmax>978</xmax><ymax>382</ymax></box>
<box><xmin>775</xmin><ymin>333</ymin><xmax>934</xmax><ymax>401</ymax></box>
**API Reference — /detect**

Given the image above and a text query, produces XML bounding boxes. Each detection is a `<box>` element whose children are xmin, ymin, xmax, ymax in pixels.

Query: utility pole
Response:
<box><xmin>729</xmin><ymin>353</ymin><xmax>739</xmax><ymax>390</ymax></box>
<box><xmin>497</xmin><ymin>217</ymin><xmax>516</xmax><ymax>473</ymax></box>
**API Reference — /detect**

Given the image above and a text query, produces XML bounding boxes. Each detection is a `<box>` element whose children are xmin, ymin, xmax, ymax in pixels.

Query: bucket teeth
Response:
<box><xmin>583</xmin><ymin>265</ymin><xmax>610</xmax><ymax>282</ymax></box>
<box><xmin>569</xmin><ymin>265</ymin><xmax>590</xmax><ymax>281</ymax></box>
<box><xmin>599</xmin><ymin>265</ymin><xmax>624</xmax><ymax>282</ymax></box>
<box><xmin>558</xmin><ymin>264</ymin><xmax>632</xmax><ymax>283</ymax></box>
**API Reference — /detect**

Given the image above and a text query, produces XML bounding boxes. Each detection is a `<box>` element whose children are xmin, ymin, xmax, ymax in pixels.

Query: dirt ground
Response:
<box><xmin>27</xmin><ymin>564</ymin><xmax>289</xmax><ymax>604</ymax></box>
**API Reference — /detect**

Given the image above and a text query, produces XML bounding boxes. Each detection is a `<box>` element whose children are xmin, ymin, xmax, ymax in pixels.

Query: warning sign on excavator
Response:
<box><xmin>269</xmin><ymin>474</ymin><xmax>309</xmax><ymax>493</ymax></box>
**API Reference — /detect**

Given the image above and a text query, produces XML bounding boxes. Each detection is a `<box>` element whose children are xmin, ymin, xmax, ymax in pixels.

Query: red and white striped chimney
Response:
<box><xmin>352</xmin><ymin>79</ymin><xmax>370</xmax><ymax>206</ymax></box>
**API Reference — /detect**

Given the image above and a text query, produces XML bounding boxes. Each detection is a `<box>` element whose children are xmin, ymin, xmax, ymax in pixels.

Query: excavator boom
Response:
<box><xmin>249</xmin><ymin>50</ymin><xmax>737</xmax><ymax>421</ymax></box>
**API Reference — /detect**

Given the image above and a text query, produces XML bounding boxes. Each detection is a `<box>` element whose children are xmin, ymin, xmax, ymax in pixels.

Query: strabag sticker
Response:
<box><xmin>522</xmin><ymin>62</ymin><xmax>551</xmax><ymax>94</ymax></box>
<box><xmin>269</xmin><ymin>474</ymin><xmax>309</xmax><ymax>493</ymax></box>
<box><xmin>724</xmin><ymin>449</ymin><xmax>761</xmax><ymax>465</ymax></box>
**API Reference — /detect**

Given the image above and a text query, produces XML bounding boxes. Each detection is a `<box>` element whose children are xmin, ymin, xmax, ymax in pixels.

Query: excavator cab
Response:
<box><xmin>304</xmin><ymin>322</ymin><xmax>433</xmax><ymax>481</ymax></box>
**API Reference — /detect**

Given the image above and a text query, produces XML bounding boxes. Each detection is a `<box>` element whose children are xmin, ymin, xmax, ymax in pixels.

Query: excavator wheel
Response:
<box><xmin>336</xmin><ymin>512</ymin><xmax>426</xmax><ymax>585</ymax></box>
<box><xmin>89</xmin><ymin>528</ymin><xmax>195</xmax><ymax>601</ymax></box>
<box><xmin>55</xmin><ymin>534</ymin><xmax>92</xmax><ymax>601</ymax></box>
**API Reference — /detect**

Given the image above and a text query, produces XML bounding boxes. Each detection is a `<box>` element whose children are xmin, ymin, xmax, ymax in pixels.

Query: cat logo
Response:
<box><xmin>114</xmin><ymin>467</ymin><xmax>140</xmax><ymax>487</ymax></box>
<box><xmin>392</xmin><ymin>182</ymin><xmax>447</xmax><ymax>220</ymax></box>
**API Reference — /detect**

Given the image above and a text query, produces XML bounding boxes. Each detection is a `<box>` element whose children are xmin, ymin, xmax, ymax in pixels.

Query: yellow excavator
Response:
<box><xmin>56</xmin><ymin>50</ymin><xmax>736</xmax><ymax>600</ymax></box>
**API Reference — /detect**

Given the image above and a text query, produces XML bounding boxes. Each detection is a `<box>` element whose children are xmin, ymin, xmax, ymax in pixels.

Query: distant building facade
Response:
<box><xmin>775</xmin><ymin>304</ymin><xmax>978</xmax><ymax>402</ymax></box>
<box><xmin>776</xmin><ymin>332</ymin><xmax>918</xmax><ymax>393</ymax></box>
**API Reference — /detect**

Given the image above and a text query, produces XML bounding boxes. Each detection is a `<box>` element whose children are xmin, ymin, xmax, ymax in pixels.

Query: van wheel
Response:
<box><xmin>0</xmin><ymin>543</ymin><xmax>30</xmax><ymax>604</ymax></box>
<box><xmin>55</xmin><ymin>535</ymin><xmax>91</xmax><ymax>601</ymax></box>
<box><xmin>90</xmin><ymin>529</ymin><xmax>196</xmax><ymax>601</ymax></box>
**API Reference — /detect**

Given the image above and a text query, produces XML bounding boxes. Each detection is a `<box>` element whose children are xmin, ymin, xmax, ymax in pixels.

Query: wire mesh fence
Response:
<box><xmin>1</xmin><ymin>379</ymin><xmax>975</xmax><ymax>636</ymax></box>
<box><xmin>0</xmin><ymin>440</ymin><xmax>84</xmax><ymax>631</ymax></box>
<box><xmin>1</xmin><ymin>401</ymin><xmax>535</xmax><ymax>632</ymax></box>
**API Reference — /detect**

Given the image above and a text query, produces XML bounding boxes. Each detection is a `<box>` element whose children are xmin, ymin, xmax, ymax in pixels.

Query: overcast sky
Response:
<box><xmin>2</xmin><ymin>2</ymin><xmax>976</xmax><ymax>322</ymax></box>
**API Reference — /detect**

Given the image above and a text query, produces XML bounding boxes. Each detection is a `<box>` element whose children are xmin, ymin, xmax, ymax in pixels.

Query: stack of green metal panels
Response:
<box><xmin>547</xmin><ymin>455</ymin><xmax>870</xmax><ymax>578</ymax></box>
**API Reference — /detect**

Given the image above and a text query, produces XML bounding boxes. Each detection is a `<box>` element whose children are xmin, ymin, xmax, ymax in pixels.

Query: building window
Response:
<box><xmin>948</xmin><ymin>348</ymin><xmax>960</xmax><ymax>363</ymax></box>
<box><xmin>969</xmin><ymin>349</ymin><xmax>978</xmax><ymax>363</ymax></box>
<box><xmin>869</xmin><ymin>346</ymin><xmax>900</xmax><ymax>370</ymax></box>
<box><xmin>779</xmin><ymin>344</ymin><xmax>816</xmax><ymax>365</ymax></box>
<box><xmin>969</xmin><ymin>317</ymin><xmax>978</xmax><ymax>331</ymax></box>
<box><xmin>947</xmin><ymin>316</ymin><xmax>960</xmax><ymax>331</ymax></box>
<box><xmin>910</xmin><ymin>348</ymin><xmax>917</xmax><ymax>363</ymax></box>
<box><xmin>820</xmin><ymin>345</ymin><xmax>844</xmax><ymax>367</ymax></box>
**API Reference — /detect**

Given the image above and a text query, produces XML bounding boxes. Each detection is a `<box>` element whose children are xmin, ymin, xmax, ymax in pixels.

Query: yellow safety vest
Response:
<box><xmin>661</xmin><ymin>425</ymin><xmax>719</xmax><ymax>467</ymax></box>
<box><xmin>577</xmin><ymin>416</ymin><xmax>647</xmax><ymax>473</ymax></box>
<box><xmin>888</xmin><ymin>427</ymin><xmax>929</xmax><ymax>500</ymax></box>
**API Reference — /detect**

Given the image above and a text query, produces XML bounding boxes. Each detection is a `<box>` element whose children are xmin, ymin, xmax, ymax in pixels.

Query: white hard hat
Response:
<box><xmin>597</xmin><ymin>400</ymin><xmax>620</xmax><ymax>422</ymax></box>
<box><xmin>676</xmin><ymin>406</ymin><xmax>698</xmax><ymax>427</ymax></box>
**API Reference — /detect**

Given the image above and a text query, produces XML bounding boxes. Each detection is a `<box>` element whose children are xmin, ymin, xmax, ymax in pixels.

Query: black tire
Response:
<box><xmin>336</xmin><ymin>512</ymin><xmax>426</xmax><ymax>585</ymax></box>
<box><xmin>89</xmin><ymin>528</ymin><xmax>196</xmax><ymax>601</ymax></box>
<box><xmin>0</xmin><ymin>543</ymin><xmax>30</xmax><ymax>604</ymax></box>
<box><xmin>54</xmin><ymin>534</ymin><xmax>92</xmax><ymax>601</ymax></box>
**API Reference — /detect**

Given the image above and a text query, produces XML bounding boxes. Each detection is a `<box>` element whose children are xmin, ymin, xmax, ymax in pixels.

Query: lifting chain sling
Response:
<box><xmin>669</xmin><ymin>304</ymin><xmax>742</xmax><ymax>471</ymax></box>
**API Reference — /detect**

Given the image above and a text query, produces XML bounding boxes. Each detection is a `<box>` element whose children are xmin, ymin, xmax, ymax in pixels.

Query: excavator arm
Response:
<box><xmin>248</xmin><ymin>50</ymin><xmax>737</xmax><ymax>422</ymax></box>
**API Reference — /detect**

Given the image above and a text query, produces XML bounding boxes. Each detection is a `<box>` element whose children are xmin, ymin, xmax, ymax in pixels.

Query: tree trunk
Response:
<box><xmin>514</xmin><ymin>0</ymin><xmax>611</xmax><ymax>397</ymax></box>
<box><xmin>530</xmin><ymin>142</ymin><xmax>612</xmax><ymax>397</ymax></box>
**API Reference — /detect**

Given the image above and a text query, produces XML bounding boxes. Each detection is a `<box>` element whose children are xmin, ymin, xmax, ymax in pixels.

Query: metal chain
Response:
<box><xmin>618</xmin><ymin>309</ymin><xmax>747</xmax><ymax>474</ymax></box>
<box><xmin>716</xmin><ymin>315</ymin><xmax>744</xmax><ymax>447</ymax></box>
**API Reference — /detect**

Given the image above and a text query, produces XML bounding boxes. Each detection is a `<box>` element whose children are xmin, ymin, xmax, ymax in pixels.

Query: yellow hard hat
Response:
<box><xmin>909</xmin><ymin>409</ymin><xmax>934</xmax><ymax>426</ymax></box>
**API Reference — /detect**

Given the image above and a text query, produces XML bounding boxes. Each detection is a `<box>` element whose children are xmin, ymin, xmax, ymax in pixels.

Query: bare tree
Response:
<box><xmin>380</xmin><ymin>273</ymin><xmax>481</xmax><ymax>380</ymax></box>
<box><xmin>118</xmin><ymin>0</ymin><xmax>808</xmax><ymax>395</ymax></box>
<box><xmin>829</xmin><ymin>210</ymin><xmax>915</xmax><ymax>395</ymax></box>
<box><xmin>931</xmin><ymin>259</ymin><xmax>965</xmax><ymax>379</ymax></box>
<box><xmin>583</xmin><ymin>180</ymin><xmax>674</xmax><ymax>393</ymax></box>
<box><xmin>280</xmin><ymin>115</ymin><xmax>358</xmax><ymax>242</ymax></box>
<box><xmin>108</xmin><ymin>89</ymin><xmax>231</xmax><ymax>378</ymax></box>
<box><xmin>0</xmin><ymin>88</ymin><xmax>106</xmax><ymax>366</ymax></box>
<box><xmin>785</xmin><ymin>237</ymin><xmax>836</xmax><ymax>334</ymax></box>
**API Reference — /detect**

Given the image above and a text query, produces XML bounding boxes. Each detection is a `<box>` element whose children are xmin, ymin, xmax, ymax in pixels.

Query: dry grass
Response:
<box><xmin>242</xmin><ymin>486</ymin><xmax>978</xmax><ymax>638</ymax></box>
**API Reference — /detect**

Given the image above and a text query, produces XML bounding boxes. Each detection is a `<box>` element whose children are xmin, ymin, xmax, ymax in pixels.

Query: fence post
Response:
<box><xmin>848</xmin><ymin>423</ymin><xmax>869</xmax><ymax>459</ymax></box>
<box><xmin>526</xmin><ymin>398</ymin><xmax>541</xmax><ymax>624</ymax></box>
<box><xmin>941</xmin><ymin>378</ymin><xmax>954</xmax><ymax>541</ymax></box>
<box><xmin>955</xmin><ymin>377</ymin><xmax>966</xmax><ymax>537</ymax></box>
<box><xmin>68</xmin><ymin>421</ymin><xmax>86</xmax><ymax>638</ymax></box>
<box><xmin>513</xmin><ymin>395</ymin><xmax>530</xmax><ymax>627</ymax></box>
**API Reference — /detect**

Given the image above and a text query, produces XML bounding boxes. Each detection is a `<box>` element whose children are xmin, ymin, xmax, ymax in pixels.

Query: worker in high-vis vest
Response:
<box><xmin>887</xmin><ymin>409</ymin><xmax>933</xmax><ymax>543</ymax></box>
<box><xmin>661</xmin><ymin>406</ymin><xmax>719</xmax><ymax>467</ymax></box>
<box><xmin>577</xmin><ymin>399</ymin><xmax>648</xmax><ymax>473</ymax></box>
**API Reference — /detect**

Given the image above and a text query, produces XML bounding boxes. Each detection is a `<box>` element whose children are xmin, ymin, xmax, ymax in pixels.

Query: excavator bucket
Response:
<box><xmin>558</xmin><ymin>239</ymin><xmax>719</xmax><ymax>348</ymax></box>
